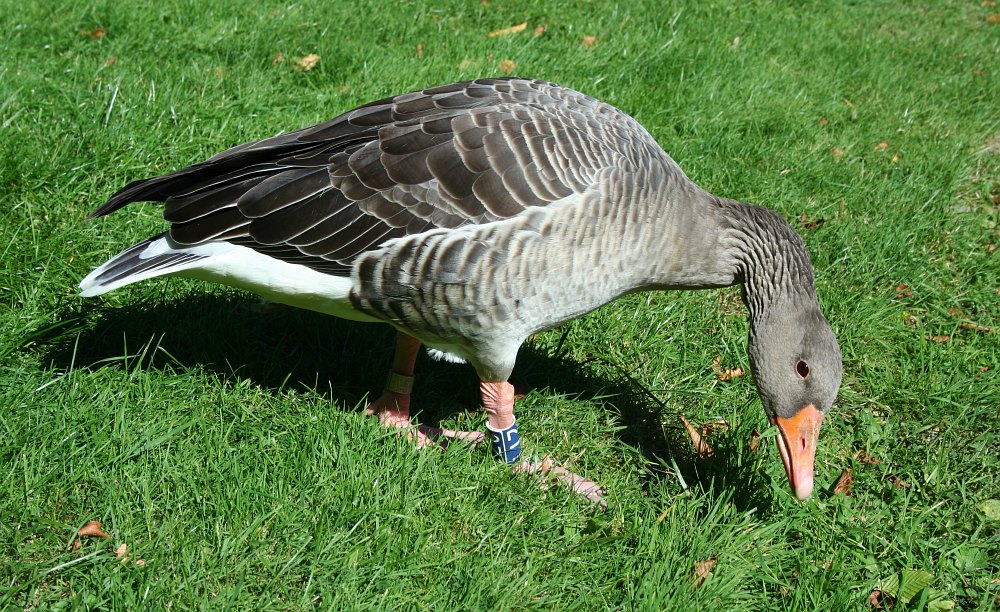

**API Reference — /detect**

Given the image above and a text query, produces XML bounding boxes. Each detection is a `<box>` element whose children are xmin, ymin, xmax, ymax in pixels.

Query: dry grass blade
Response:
<box><xmin>487</xmin><ymin>22</ymin><xmax>528</xmax><ymax>37</ymax></box>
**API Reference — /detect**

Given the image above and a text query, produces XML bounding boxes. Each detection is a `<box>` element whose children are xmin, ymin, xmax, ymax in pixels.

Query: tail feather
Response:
<box><xmin>87</xmin><ymin>133</ymin><xmax>322</xmax><ymax>219</ymax></box>
<box><xmin>79</xmin><ymin>234</ymin><xmax>207</xmax><ymax>297</ymax></box>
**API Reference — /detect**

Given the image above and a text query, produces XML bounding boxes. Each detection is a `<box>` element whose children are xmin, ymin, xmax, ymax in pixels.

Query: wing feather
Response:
<box><xmin>89</xmin><ymin>78</ymin><xmax>662</xmax><ymax>276</ymax></box>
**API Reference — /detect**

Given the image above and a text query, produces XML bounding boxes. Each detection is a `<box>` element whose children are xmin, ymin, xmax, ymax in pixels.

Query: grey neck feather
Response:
<box><xmin>629</xmin><ymin>169</ymin><xmax>819</xmax><ymax>324</ymax></box>
<box><xmin>711</xmin><ymin>197</ymin><xmax>820</xmax><ymax>325</ymax></box>
<box><xmin>626</xmin><ymin>165</ymin><xmax>820</xmax><ymax>326</ymax></box>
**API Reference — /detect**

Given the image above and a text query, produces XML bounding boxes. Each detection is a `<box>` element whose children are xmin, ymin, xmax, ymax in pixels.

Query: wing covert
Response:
<box><xmin>91</xmin><ymin>78</ymin><xmax>663</xmax><ymax>276</ymax></box>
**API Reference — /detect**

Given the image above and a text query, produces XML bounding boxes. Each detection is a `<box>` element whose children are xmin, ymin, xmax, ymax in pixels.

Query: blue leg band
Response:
<box><xmin>488</xmin><ymin>420</ymin><xmax>521</xmax><ymax>464</ymax></box>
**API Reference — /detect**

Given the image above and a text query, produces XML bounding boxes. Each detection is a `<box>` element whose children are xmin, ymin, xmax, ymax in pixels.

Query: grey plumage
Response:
<box><xmin>81</xmin><ymin>77</ymin><xmax>842</xmax><ymax>499</ymax></box>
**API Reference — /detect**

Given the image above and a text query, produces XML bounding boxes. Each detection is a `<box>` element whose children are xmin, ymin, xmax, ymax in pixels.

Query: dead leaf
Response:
<box><xmin>135</xmin><ymin>559</ymin><xmax>146</xmax><ymax>566</ymax></box>
<box><xmin>582</xmin><ymin>35</ymin><xmax>597</xmax><ymax>48</ymax></box>
<box><xmin>854</xmin><ymin>449</ymin><xmax>881</xmax><ymax>465</ymax></box>
<box><xmin>692</xmin><ymin>554</ymin><xmax>717</xmax><ymax>588</ymax></box>
<box><xmin>71</xmin><ymin>520</ymin><xmax>111</xmax><ymax>550</ymax></box>
<box><xmin>487</xmin><ymin>21</ymin><xmax>528</xmax><ymax>38</ymax></box>
<box><xmin>700</xmin><ymin>419</ymin><xmax>729</xmax><ymax>437</ymax></box>
<box><xmin>926</xmin><ymin>335</ymin><xmax>951</xmax><ymax>344</ymax></box>
<box><xmin>416</xmin><ymin>43</ymin><xmax>424</xmax><ymax>59</ymax></box>
<box><xmin>458</xmin><ymin>59</ymin><xmax>479</xmax><ymax>70</ymax></box>
<box><xmin>986</xmin><ymin>13</ymin><xmax>1000</xmax><ymax>24</ymax></box>
<box><xmin>718</xmin><ymin>367</ymin><xmax>744</xmax><ymax>380</ymax></box>
<box><xmin>80</xmin><ymin>27</ymin><xmax>106</xmax><ymax>40</ymax></box>
<box><xmin>833</xmin><ymin>467</ymin><xmax>853</xmax><ymax>496</ymax></box>
<box><xmin>832</xmin><ymin>146</ymin><xmax>845</xmax><ymax>159</ymax></box>
<box><xmin>294</xmin><ymin>53</ymin><xmax>320</xmax><ymax>71</ymax></box>
<box><xmin>950</xmin><ymin>309</ymin><xmax>991</xmax><ymax>331</ymax></box>
<box><xmin>272</xmin><ymin>52</ymin><xmax>284</xmax><ymax>65</ymax></box>
<box><xmin>800</xmin><ymin>212</ymin><xmax>827</xmax><ymax>230</ymax></box>
<box><xmin>115</xmin><ymin>543</ymin><xmax>128</xmax><ymax>561</ymax></box>
<box><xmin>895</xmin><ymin>284</ymin><xmax>912</xmax><ymax>298</ymax></box>
<box><xmin>819</xmin><ymin>117</ymin><xmax>829</xmax><ymax>127</ymax></box>
<box><xmin>888</xmin><ymin>474</ymin><xmax>911</xmax><ymax>489</ymax></box>
<box><xmin>730</xmin><ymin>36</ymin><xmax>741</xmax><ymax>49</ymax></box>
<box><xmin>870</xmin><ymin>589</ymin><xmax>896</xmax><ymax>609</ymax></box>
<box><xmin>874</xmin><ymin>140</ymin><xmax>889</xmax><ymax>152</ymax></box>
<box><xmin>711</xmin><ymin>355</ymin><xmax>744</xmax><ymax>381</ymax></box>
<box><xmin>105</xmin><ymin>55</ymin><xmax>118</xmax><ymax>67</ymax></box>
<box><xmin>903</xmin><ymin>313</ymin><xmax>918</xmax><ymax>326</ymax></box>
<box><xmin>77</xmin><ymin>521</ymin><xmax>110</xmax><ymax>539</ymax></box>
<box><xmin>891</xmin><ymin>153</ymin><xmax>901</xmax><ymax>163</ymax></box>
<box><xmin>749</xmin><ymin>428</ymin><xmax>762</xmax><ymax>452</ymax></box>
<box><xmin>498</xmin><ymin>59</ymin><xmax>516</xmax><ymax>74</ymax></box>
<box><xmin>680</xmin><ymin>415</ymin><xmax>713</xmax><ymax>458</ymax></box>
<box><xmin>532</xmin><ymin>24</ymin><xmax>547</xmax><ymax>36</ymax></box>
<box><xmin>960</xmin><ymin>321</ymin><xmax>991</xmax><ymax>332</ymax></box>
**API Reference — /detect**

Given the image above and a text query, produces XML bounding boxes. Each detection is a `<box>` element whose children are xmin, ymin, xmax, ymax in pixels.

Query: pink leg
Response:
<box><xmin>480</xmin><ymin>380</ymin><xmax>515</xmax><ymax>431</ymax></box>
<box><xmin>481</xmin><ymin>380</ymin><xmax>606</xmax><ymax>508</ymax></box>
<box><xmin>365</xmin><ymin>332</ymin><xmax>420</xmax><ymax>427</ymax></box>
<box><xmin>366</xmin><ymin>332</ymin><xmax>483</xmax><ymax>447</ymax></box>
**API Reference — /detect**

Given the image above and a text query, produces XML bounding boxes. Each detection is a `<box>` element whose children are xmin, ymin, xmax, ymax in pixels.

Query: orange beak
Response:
<box><xmin>772</xmin><ymin>404</ymin><xmax>824</xmax><ymax>501</ymax></box>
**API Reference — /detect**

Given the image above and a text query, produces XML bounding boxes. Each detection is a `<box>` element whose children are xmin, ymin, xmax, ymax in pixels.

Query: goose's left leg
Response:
<box><xmin>365</xmin><ymin>331</ymin><xmax>484</xmax><ymax>446</ymax></box>
<box><xmin>480</xmin><ymin>380</ymin><xmax>607</xmax><ymax>507</ymax></box>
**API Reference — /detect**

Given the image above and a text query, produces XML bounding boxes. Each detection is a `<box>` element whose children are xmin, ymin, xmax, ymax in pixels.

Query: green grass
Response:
<box><xmin>2</xmin><ymin>0</ymin><xmax>998</xmax><ymax>608</ymax></box>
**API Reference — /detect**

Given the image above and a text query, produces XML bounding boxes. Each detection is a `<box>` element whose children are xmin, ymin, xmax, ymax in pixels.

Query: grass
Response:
<box><xmin>1</xmin><ymin>0</ymin><xmax>998</xmax><ymax>608</ymax></box>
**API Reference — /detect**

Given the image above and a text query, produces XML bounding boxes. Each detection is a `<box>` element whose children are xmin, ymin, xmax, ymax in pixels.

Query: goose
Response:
<box><xmin>80</xmin><ymin>77</ymin><xmax>842</xmax><ymax>501</ymax></box>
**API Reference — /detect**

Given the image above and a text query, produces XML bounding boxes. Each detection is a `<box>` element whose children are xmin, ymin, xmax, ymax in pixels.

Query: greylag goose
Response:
<box><xmin>80</xmin><ymin>77</ymin><xmax>842</xmax><ymax>501</ymax></box>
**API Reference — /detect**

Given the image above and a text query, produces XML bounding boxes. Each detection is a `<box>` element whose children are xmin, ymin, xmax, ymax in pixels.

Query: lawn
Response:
<box><xmin>1</xmin><ymin>0</ymin><xmax>998</xmax><ymax>608</ymax></box>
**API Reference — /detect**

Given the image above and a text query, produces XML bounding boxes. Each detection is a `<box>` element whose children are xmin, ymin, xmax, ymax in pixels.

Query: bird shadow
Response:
<box><xmin>35</xmin><ymin>290</ymin><xmax>775</xmax><ymax>513</ymax></box>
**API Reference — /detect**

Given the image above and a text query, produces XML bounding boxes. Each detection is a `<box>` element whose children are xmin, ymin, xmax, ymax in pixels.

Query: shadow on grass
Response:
<box><xmin>35</xmin><ymin>291</ymin><xmax>775</xmax><ymax>512</ymax></box>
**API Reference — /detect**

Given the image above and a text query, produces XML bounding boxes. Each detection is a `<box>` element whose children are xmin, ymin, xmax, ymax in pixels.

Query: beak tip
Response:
<box><xmin>775</xmin><ymin>405</ymin><xmax>823</xmax><ymax>502</ymax></box>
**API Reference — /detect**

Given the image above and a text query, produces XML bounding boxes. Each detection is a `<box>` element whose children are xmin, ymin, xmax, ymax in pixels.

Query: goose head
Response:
<box><xmin>748</xmin><ymin>306</ymin><xmax>842</xmax><ymax>501</ymax></box>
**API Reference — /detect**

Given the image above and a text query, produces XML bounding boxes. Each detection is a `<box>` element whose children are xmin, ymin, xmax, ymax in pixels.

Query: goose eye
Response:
<box><xmin>795</xmin><ymin>360</ymin><xmax>811</xmax><ymax>379</ymax></box>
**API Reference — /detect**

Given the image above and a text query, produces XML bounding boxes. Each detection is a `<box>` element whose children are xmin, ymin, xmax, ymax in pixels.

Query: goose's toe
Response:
<box><xmin>516</xmin><ymin>458</ymin><xmax>607</xmax><ymax>509</ymax></box>
<box><xmin>366</xmin><ymin>390</ymin><xmax>485</xmax><ymax>448</ymax></box>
